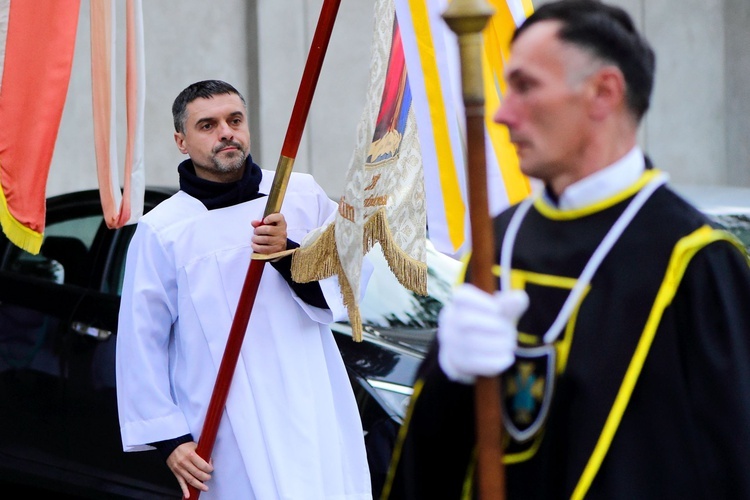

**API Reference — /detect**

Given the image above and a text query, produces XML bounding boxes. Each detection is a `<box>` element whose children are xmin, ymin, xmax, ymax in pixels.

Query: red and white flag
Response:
<box><xmin>0</xmin><ymin>0</ymin><xmax>80</xmax><ymax>254</ymax></box>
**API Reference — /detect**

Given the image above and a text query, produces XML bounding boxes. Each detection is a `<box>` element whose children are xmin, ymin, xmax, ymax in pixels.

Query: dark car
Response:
<box><xmin>673</xmin><ymin>184</ymin><xmax>750</xmax><ymax>250</ymax></box>
<box><xmin>0</xmin><ymin>188</ymin><xmax>459</xmax><ymax>498</ymax></box>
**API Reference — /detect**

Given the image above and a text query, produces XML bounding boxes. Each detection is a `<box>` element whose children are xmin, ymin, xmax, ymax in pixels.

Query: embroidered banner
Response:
<box><xmin>292</xmin><ymin>0</ymin><xmax>534</xmax><ymax>336</ymax></box>
<box><xmin>292</xmin><ymin>0</ymin><xmax>427</xmax><ymax>341</ymax></box>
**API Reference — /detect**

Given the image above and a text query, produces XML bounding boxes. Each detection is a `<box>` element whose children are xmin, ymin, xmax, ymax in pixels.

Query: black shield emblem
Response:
<box><xmin>501</xmin><ymin>344</ymin><xmax>556</xmax><ymax>444</ymax></box>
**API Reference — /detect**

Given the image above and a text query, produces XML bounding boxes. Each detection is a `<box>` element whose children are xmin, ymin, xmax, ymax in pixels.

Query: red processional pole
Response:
<box><xmin>185</xmin><ymin>0</ymin><xmax>342</xmax><ymax>497</ymax></box>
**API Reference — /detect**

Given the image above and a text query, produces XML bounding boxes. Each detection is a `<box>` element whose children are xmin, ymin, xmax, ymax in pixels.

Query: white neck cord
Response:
<box><xmin>499</xmin><ymin>173</ymin><xmax>668</xmax><ymax>344</ymax></box>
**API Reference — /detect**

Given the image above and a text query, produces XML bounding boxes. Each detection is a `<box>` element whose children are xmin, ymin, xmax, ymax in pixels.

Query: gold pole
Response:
<box><xmin>442</xmin><ymin>2</ymin><xmax>506</xmax><ymax>500</ymax></box>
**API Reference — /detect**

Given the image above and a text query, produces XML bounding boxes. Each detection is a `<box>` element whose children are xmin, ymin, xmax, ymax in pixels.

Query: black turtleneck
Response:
<box><xmin>177</xmin><ymin>155</ymin><xmax>264</xmax><ymax>210</ymax></box>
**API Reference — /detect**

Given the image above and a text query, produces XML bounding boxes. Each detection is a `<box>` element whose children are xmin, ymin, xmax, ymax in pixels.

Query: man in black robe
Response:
<box><xmin>382</xmin><ymin>1</ymin><xmax>750</xmax><ymax>499</ymax></box>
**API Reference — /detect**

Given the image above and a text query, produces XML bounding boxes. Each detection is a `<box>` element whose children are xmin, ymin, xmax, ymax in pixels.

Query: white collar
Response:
<box><xmin>548</xmin><ymin>146</ymin><xmax>646</xmax><ymax>210</ymax></box>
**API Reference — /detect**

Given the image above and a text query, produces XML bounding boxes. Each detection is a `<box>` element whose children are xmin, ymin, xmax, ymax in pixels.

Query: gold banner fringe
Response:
<box><xmin>291</xmin><ymin>207</ymin><xmax>427</xmax><ymax>341</ymax></box>
<box><xmin>363</xmin><ymin>208</ymin><xmax>427</xmax><ymax>297</ymax></box>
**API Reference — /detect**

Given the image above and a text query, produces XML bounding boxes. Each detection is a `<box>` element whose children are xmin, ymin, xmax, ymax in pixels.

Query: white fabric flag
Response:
<box><xmin>292</xmin><ymin>0</ymin><xmax>427</xmax><ymax>341</ymax></box>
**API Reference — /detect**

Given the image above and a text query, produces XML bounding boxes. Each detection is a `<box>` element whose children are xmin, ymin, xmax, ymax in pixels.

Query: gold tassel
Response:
<box><xmin>363</xmin><ymin>208</ymin><xmax>427</xmax><ymax>296</ymax></box>
<box><xmin>291</xmin><ymin>208</ymin><xmax>427</xmax><ymax>341</ymax></box>
<box><xmin>291</xmin><ymin>225</ymin><xmax>363</xmax><ymax>341</ymax></box>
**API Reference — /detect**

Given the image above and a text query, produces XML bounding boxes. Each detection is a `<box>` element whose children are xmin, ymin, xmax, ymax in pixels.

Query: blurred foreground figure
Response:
<box><xmin>382</xmin><ymin>1</ymin><xmax>750</xmax><ymax>499</ymax></box>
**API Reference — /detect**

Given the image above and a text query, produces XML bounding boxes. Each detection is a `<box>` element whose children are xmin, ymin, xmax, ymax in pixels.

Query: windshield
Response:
<box><xmin>707</xmin><ymin>214</ymin><xmax>750</xmax><ymax>252</ymax></box>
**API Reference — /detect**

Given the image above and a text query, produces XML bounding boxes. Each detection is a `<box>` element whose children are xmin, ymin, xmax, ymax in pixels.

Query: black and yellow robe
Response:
<box><xmin>382</xmin><ymin>170</ymin><xmax>750</xmax><ymax>500</ymax></box>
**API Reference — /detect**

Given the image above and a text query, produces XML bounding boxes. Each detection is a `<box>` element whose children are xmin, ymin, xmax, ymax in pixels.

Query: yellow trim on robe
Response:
<box><xmin>535</xmin><ymin>169</ymin><xmax>662</xmax><ymax>220</ymax></box>
<box><xmin>571</xmin><ymin>225</ymin><xmax>744</xmax><ymax>499</ymax></box>
<box><xmin>380</xmin><ymin>378</ymin><xmax>426</xmax><ymax>500</ymax></box>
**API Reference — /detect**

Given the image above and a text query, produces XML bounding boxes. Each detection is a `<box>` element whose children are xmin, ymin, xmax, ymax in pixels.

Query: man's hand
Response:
<box><xmin>437</xmin><ymin>284</ymin><xmax>529</xmax><ymax>384</ymax></box>
<box><xmin>251</xmin><ymin>213</ymin><xmax>288</xmax><ymax>255</ymax></box>
<box><xmin>166</xmin><ymin>441</ymin><xmax>213</xmax><ymax>498</ymax></box>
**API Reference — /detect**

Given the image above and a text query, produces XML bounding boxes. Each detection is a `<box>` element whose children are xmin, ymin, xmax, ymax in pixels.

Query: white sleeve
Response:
<box><xmin>115</xmin><ymin>221</ymin><xmax>191</xmax><ymax>451</ymax></box>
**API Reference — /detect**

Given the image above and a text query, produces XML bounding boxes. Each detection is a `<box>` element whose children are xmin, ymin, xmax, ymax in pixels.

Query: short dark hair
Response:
<box><xmin>172</xmin><ymin>80</ymin><xmax>246</xmax><ymax>133</ymax></box>
<box><xmin>515</xmin><ymin>0</ymin><xmax>655</xmax><ymax>121</ymax></box>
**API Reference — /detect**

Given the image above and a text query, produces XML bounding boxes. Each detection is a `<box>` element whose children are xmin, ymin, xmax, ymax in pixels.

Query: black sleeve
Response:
<box><xmin>672</xmin><ymin>239</ymin><xmax>750</xmax><ymax>498</ymax></box>
<box><xmin>270</xmin><ymin>239</ymin><xmax>329</xmax><ymax>309</ymax></box>
<box><xmin>149</xmin><ymin>433</ymin><xmax>194</xmax><ymax>462</ymax></box>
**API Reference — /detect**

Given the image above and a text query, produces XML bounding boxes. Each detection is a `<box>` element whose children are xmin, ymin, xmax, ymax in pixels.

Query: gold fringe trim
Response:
<box><xmin>291</xmin><ymin>207</ymin><xmax>427</xmax><ymax>341</ymax></box>
<box><xmin>362</xmin><ymin>207</ymin><xmax>427</xmax><ymax>296</ymax></box>
<box><xmin>251</xmin><ymin>248</ymin><xmax>296</xmax><ymax>261</ymax></box>
<box><xmin>292</xmin><ymin>224</ymin><xmax>364</xmax><ymax>341</ymax></box>
<box><xmin>292</xmin><ymin>223</ymin><xmax>341</xmax><ymax>281</ymax></box>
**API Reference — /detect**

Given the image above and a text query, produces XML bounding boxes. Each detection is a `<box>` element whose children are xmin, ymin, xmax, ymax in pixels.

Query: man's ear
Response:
<box><xmin>589</xmin><ymin>66</ymin><xmax>626</xmax><ymax>121</ymax></box>
<box><xmin>174</xmin><ymin>131</ymin><xmax>188</xmax><ymax>154</ymax></box>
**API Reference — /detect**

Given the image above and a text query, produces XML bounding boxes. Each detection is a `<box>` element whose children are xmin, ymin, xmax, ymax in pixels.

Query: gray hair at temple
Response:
<box><xmin>515</xmin><ymin>0</ymin><xmax>656</xmax><ymax>122</ymax></box>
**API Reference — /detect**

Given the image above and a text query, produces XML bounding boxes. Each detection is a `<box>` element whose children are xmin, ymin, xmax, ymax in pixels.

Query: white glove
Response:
<box><xmin>437</xmin><ymin>284</ymin><xmax>529</xmax><ymax>384</ymax></box>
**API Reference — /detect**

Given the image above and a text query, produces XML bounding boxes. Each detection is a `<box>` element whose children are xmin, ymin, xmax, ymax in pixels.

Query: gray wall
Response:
<box><xmin>49</xmin><ymin>0</ymin><xmax>255</xmax><ymax>196</ymax></box>
<box><xmin>725</xmin><ymin>0</ymin><xmax>750</xmax><ymax>186</ymax></box>
<box><xmin>47</xmin><ymin>0</ymin><xmax>750</xmax><ymax>199</ymax></box>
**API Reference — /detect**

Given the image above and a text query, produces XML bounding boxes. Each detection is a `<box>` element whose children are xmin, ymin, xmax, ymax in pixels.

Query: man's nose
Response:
<box><xmin>493</xmin><ymin>100</ymin><xmax>512</xmax><ymax>127</ymax></box>
<box><xmin>218</xmin><ymin>121</ymin><xmax>234</xmax><ymax>140</ymax></box>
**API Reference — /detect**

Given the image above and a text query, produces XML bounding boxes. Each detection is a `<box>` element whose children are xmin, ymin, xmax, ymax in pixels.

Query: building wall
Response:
<box><xmin>254</xmin><ymin>0</ymin><xmax>372</xmax><ymax>198</ymax></box>
<box><xmin>523</xmin><ymin>0</ymin><xmax>748</xmax><ymax>188</ymax></box>
<box><xmin>48</xmin><ymin>0</ymin><xmax>254</xmax><ymax>196</ymax></box>
<box><xmin>725</xmin><ymin>0</ymin><xmax>750</xmax><ymax>186</ymax></box>
<box><xmin>640</xmin><ymin>0</ymin><xmax>726</xmax><ymax>184</ymax></box>
<box><xmin>47</xmin><ymin>0</ymin><xmax>750</xmax><ymax>200</ymax></box>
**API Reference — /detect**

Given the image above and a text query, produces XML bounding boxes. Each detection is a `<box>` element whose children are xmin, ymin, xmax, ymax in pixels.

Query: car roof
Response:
<box><xmin>672</xmin><ymin>184</ymin><xmax>750</xmax><ymax>216</ymax></box>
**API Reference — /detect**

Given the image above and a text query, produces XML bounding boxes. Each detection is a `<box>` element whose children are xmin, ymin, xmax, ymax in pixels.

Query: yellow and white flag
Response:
<box><xmin>395</xmin><ymin>0</ymin><xmax>533</xmax><ymax>257</ymax></box>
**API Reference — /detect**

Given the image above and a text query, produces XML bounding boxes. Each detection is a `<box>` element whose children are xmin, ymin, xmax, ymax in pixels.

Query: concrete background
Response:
<box><xmin>47</xmin><ymin>0</ymin><xmax>750</xmax><ymax>200</ymax></box>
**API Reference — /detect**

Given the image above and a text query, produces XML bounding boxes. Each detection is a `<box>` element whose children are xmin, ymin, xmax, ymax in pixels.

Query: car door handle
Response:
<box><xmin>71</xmin><ymin>321</ymin><xmax>112</xmax><ymax>341</ymax></box>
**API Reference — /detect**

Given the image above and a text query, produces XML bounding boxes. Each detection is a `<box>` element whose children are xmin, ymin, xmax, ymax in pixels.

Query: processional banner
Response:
<box><xmin>292</xmin><ymin>0</ymin><xmax>534</xmax><ymax>337</ymax></box>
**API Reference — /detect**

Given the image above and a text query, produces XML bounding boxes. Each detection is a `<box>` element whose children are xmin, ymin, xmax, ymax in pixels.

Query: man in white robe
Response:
<box><xmin>116</xmin><ymin>80</ymin><xmax>372</xmax><ymax>499</ymax></box>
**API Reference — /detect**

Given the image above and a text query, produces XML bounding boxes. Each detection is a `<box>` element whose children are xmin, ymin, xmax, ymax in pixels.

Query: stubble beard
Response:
<box><xmin>210</xmin><ymin>141</ymin><xmax>247</xmax><ymax>174</ymax></box>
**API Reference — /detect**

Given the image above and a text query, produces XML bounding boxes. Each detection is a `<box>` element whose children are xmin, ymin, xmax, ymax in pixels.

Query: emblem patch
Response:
<box><xmin>501</xmin><ymin>344</ymin><xmax>556</xmax><ymax>444</ymax></box>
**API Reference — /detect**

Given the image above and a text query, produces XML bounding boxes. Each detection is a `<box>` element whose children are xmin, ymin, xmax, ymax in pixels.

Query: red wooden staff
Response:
<box><xmin>185</xmin><ymin>0</ymin><xmax>342</xmax><ymax>497</ymax></box>
<box><xmin>442</xmin><ymin>1</ymin><xmax>507</xmax><ymax>499</ymax></box>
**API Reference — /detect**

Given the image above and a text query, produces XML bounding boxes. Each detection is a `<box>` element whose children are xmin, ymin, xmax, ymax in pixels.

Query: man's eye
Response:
<box><xmin>515</xmin><ymin>79</ymin><xmax>535</xmax><ymax>93</ymax></box>
<box><xmin>201</xmin><ymin>123</ymin><xmax>213</xmax><ymax>130</ymax></box>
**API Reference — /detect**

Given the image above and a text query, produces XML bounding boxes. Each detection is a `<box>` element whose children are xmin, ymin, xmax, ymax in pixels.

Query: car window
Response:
<box><xmin>0</xmin><ymin>213</ymin><xmax>103</xmax><ymax>381</ymax></box>
<box><xmin>2</xmin><ymin>214</ymin><xmax>102</xmax><ymax>286</ymax></box>
<box><xmin>707</xmin><ymin>214</ymin><xmax>750</xmax><ymax>252</ymax></box>
<box><xmin>672</xmin><ymin>184</ymin><xmax>750</xmax><ymax>253</ymax></box>
<box><xmin>103</xmin><ymin>225</ymin><xmax>137</xmax><ymax>295</ymax></box>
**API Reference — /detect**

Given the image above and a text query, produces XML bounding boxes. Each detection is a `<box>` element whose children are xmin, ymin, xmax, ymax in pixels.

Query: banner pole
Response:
<box><xmin>442</xmin><ymin>1</ymin><xmax>507</xmax><ymax>499</ymax></box>
<box><xmin>185</xmin><ymin>0</ymin><xmax>342</xmax><ymax>497</ymax></box>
